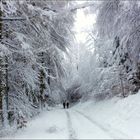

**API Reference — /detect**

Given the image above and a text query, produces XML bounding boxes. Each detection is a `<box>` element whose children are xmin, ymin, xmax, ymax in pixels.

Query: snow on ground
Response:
<box><xmin>75</xmin><ymin>92</ymin><xmax>140</xmax><ymax>139</ymax></box>
<box><xmin>8</xmin><ymin>107</ymin><xmax>69</xmax><ymax>139</ymax></box>
<box><xmin>4</xmin><ymin>91</ymin><xmax>140</xmax><ymax>139</ymax></box>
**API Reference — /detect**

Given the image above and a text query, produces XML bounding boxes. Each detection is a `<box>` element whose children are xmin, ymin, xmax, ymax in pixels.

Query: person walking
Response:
<box><xmin>63</xmin><ymin>102</ymin><xmax>66</xmax><ymax>109</ymax></box>
<box><xmin>66</xmin><ymin>101</ymin><xmax>69</xmax><ymax>109</ymax></box>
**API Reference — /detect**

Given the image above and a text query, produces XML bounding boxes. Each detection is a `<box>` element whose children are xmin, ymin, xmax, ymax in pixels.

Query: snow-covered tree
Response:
<box><xmin>86</xmin><ymin>0</ymin><xmax>140</xmax><ymax>98</ymax></box>
<box><xmin>0</xmin><ymin>0</ymin><xmax>74</xmax><ymax>129</ymax></box>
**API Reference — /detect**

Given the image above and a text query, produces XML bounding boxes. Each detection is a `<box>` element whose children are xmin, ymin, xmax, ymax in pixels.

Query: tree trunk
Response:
<box><xmin>5</xmin><ymin>56</ymin><xmax>9</xmax><ymax>111</ymax></box>
<box><xmin>0</xmin><ymin>9</ymin><xmax>9</xmax><ymax>127</ymax></box>
<box><xmin>0</xmin><ymin>9</ymin><xmax>2</xmax><ymax>40</ymax></box>
<box><xmin>2</xmin><ymin>94</ymin><xmax>9</xmax><ymax>128</ymax></box>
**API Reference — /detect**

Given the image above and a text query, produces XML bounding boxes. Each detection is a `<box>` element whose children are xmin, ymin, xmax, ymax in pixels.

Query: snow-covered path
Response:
<box><xmin>8</xmin><ymin>107</ymin><xmax>113</xmax><ymax>139</ymax></box>
<box><xmin>67</xmin><ymin>110</ymin><xmax>111</xmax><ymax>139</ymax></box>
<box><xmin>6</xmin><ymin>93</ymin><xmax>140</xmax><ymax>139</ymax></box>
<box><xmin>6</xmin><ymin>108</ymin><xmax>123</xmax><ymax>139</ymax></box>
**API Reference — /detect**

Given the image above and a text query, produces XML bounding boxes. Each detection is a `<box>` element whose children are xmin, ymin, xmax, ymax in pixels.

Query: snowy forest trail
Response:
<box><xmin>10</xmin><ymin>107</ymin><xmax>111</xmax><ymax>139</ymax></box>
<box><xmin>7</xmin><ymin>105</ymin><xmax>129</xmax><ymax>139</ymax></box>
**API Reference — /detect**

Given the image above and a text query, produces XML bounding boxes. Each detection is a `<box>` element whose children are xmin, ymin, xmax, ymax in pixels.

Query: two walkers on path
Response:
<box><xmin>63</xmin><ymin>101</ymin><xmax>69</xmax><ymax>109</ymax></box>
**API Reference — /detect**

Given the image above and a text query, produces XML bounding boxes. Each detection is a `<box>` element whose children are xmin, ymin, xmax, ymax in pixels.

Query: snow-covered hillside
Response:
<box><xmin>4</xmin><ymin>91</ymin><xmax>140</xmax><ymax>139</ymax></box>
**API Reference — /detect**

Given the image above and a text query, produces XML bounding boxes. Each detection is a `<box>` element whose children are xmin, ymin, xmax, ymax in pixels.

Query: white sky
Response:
<box><xmin>73</xmin><ymin>4</ymin><xmax>96</xmax><ymax>44</ymax></box>
<box><xmin>69</xmin><ymin>2</ymin><xmax>96</xmax><ymax>66</ymax></box>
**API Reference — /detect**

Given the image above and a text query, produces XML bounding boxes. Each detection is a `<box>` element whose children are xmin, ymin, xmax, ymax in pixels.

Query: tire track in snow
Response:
<box><xmin>74</xmin><ymin>110</ymin><xmax>130</xmax><ymax>139</ymax></box>
<box><xmin>65</xmin><ymin>111</ymin><xmax>77</xmax><ymax>140</ymax></box>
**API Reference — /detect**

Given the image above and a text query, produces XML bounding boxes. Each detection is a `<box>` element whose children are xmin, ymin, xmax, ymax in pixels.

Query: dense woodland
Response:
<box><xmin>0</xmin><ymin>0</ymin><xmax>140</xmax><ymax>134</ymax></box>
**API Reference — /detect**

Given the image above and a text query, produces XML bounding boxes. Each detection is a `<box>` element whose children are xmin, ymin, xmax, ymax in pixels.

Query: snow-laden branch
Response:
<box><xmin>66</xmin><ymin>2</ymin><xmax>95</xmax><ymax>12</ymax></box>
<box><xmin>42</xmin><ymin>2</ymin><xmax>95</xmax><ymax>16</ymax></box>
<box><xmin>1</xmin><ymin>17</ymin><xmax>26</xmax><ymax>21</ymax></box>
<box><xmin>0</xmin><ymin>2</ymin><xmax>95</xmax><ymax>22</ymax></box>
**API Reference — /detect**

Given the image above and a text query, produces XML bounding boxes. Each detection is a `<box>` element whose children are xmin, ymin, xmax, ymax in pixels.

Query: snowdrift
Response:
<box><xmin>75</xmin><ymin>91</ymin><xmax>140</xmax><ymax>139</ymax></box>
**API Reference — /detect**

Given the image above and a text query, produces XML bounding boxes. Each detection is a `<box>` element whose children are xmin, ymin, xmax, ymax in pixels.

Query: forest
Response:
<box><xmin>0</xmin><ymin>0</ymin><xmax>140</xmax><ymax>138</ymax></box>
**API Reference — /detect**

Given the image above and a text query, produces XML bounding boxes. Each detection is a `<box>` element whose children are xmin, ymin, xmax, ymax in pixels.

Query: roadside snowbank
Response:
<box><xmin>74</xmin><ymin>91</ymin><xmax>140</xmax><ymax>139</ymax></box>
